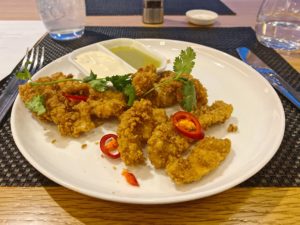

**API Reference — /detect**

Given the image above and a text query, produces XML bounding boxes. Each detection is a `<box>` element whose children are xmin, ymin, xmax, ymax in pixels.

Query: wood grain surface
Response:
<box><xmin>0</xmin><ymin>187</ymin><xmax>299</xmax><ymax>225</ymax></box>
<box><xmin>0</xmin><ymin>0</ymin><xmax>299</xmax><ymax>224</ymax></box>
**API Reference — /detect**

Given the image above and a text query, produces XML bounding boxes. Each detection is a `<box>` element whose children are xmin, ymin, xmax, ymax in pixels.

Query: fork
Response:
<box><xmin>0</xmin><ymin>46</ymin><xmax>45</xmax><ymax>123</ymax></box>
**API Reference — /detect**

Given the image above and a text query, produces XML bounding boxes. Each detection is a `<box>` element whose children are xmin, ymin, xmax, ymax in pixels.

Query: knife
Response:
<box><xmin>236</xmin><ymin>47</ymin><xmax>300</xmax><ymax>109</ymax></box>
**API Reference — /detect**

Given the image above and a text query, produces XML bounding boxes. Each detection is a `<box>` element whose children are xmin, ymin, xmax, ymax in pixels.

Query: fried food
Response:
<box><xmin>196</xmin><ymin>100</ymin><xmax>233</xmax><ymax>129</ymax></box>
<box><xmin>166</xmin><ymin>137</ymin><xmax>231</xmax><ymax>184</ymax></box>
<box><xmin>19</xmin><ymin>61</ymin><xmax>234</xmax><ymax>185</ymax></box>
<box><xmin>147</xmin><ymin>71</ymin><xmax>208</xmax><ymax>108</ymax></box>
<box><xmin>147</xmin><ymin>71</ymin><xmax>182</xmax><ymax>107</ymax></box>
<box><xmin>89</xmin><ymin>90</ymin><xmax>127</xmax><ymax>119</ymax></box>
<box><xmin>19</xmin><ymin>72</ymin><xmax>127</xmax><ymax>137</ymax></box>
<box><xmin>117</xmin><ymin>99</ymin><xmax>167</xmax><ymax>166</ymax></box>
<box><xmin>147</xmin><ymin>122</ymin><xmax>191</xmax><ymax>169</ymax></box>
<box><xmin>132</xmin><ymin>65</ymin><xmax>159</xmax><ymax>97</ymax></box>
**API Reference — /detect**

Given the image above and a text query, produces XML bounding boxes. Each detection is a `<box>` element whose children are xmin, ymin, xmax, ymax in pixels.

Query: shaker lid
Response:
<box><xmin>144</xmin><ymin>0</ymin><xmax>163</xmax><ymax>8</ymax></box>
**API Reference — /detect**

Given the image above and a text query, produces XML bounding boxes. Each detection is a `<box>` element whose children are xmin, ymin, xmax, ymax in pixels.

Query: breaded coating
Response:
<box><xmin>166</xmin><ymin>137</ymin><xmax>231</xmax><ymax>184</ymax></box>
<box><xmin>117</xmin><ymin>99</ymin><xmax>167</xmax><ymax>166</ymax></box>
<box><xmin>197</xmin><ymin>100</ymin><xmax>233</xmax><ymax>129</ymax></box>
<box><xmin>19</xmin><ymin>73</ymin><xmax>127</xmax><ymax>137</ymax></box>
<box><xmin>153</xmin><ymin>108</ymin><xmax>169</xmax><ymax>125</ymax></box>
<box><xmin>132</xmin><ymin>65</ymin><xmax>159</xmax><ymax>97</ymax></box>
<box><xmin>89</xmin><ymin>90</ymin><xmax>127</xmax><ymax>119</ymax></box>
<box><xmin>148</xmin><ymin>72</ymin><xmax>182</xmax><ymax>107</ymax></box>
<box><xmin>180</xmin><ymin>73</ymin><xmax>208</xmax><ymax>108</ymax></box>
<box><xmin>147</xmin><ymin>122</ymin><xmax>190</xmax><ymax>169</ymax></box>
<box><xmin>147</xmin><ymin>71</ymin><xmax>208</xmax><ymax>108</ymax></box>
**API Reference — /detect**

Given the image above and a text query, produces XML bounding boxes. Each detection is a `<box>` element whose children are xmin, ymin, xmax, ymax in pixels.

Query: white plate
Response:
<box><xmin>11</xmin><ymin>39</ymin><xmax>285</xmax><ymax>204</ymax></box>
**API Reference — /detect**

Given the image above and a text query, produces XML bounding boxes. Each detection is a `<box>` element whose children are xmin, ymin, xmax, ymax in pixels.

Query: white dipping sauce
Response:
<box><xmin>74</xmin><ymin>50</ymin><xmax>130</xmax><ymax>78</ymax></box>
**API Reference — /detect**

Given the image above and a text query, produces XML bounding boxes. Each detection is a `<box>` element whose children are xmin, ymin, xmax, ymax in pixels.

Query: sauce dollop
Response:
<box><xmin>75</xmin><ymin>50</ymin><xmax>131</xmax><ymax>78</ymax></box>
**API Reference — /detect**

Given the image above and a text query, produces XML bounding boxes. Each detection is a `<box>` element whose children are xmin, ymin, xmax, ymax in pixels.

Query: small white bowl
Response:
<box><xmin>69</xmin><ymin>43</ymin><xmax>135</xmax><ymax>78</ymax></box>
<box><xmin>186</xmin><ymin>10</ymin><xmax>218</xmax><ymax>26</ymax></box>
<box><xmin>101</xmin><ymin>38</ymin><xmax>167</xmax><ymax>73</ymax></box>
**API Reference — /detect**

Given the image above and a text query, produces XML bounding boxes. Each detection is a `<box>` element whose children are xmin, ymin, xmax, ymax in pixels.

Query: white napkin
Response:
<box><xmin>0</xmin><ymin>20</ymin><xmax>46</xmax><ymax>81</ymax></box>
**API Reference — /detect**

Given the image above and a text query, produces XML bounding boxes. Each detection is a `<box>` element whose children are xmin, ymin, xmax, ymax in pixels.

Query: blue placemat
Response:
<box><xmin>85</xmin><ymin>0</ymin><xmax>235</xmax><ymax>16</ymax></box>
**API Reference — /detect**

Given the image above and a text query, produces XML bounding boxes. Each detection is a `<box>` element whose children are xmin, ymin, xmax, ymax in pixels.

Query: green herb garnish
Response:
<box><xmin>25</xmin><ymin>95</ymin><xmax>46</xmax><ymax>115</ymax></box>
<box><xmin>82</xmin><ymin>70</ymin><xmax>97</xmax><ymax>83</ymax></box>
<box><xmin>16</xmin><ymin>61</ymin><xmax>32</xmax><ymax>80</ymax></box>
<box><xmin>18</xmin><ymin>47</ymin><xmax>197</xmax><ymax>110</ymax></box>
<box><xmin>17</xmin><ymin>68</ymin><xmax>135</xmax><ymax>106</ymax></box>
<box><xmin>123</xmin><ymin>84</ymin><xmax>136</xmax><ymax>107</ymax></box>
<box><xmin>180</xmin><ymin>79</ymin><xmax>197</xmax><ymax>112</ymax></box>
<box><xmin>106</xmin><ymin>74</ymin><xmax>132</xmax><ymax>92</ymax></box>
<box><xmin>173</xmin><ymin>47</ymin><xmax>196</xmax><ymax>78</ymax></box>
<box><xmin>143</xmin><ymin>47</ymin><xmax>197</xmax><ymax>111</ymax></box>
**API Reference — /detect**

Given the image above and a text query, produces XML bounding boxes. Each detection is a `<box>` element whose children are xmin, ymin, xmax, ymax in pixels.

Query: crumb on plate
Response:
<box><xmin>227</xmin><ymin>123</ymin><xmax>238</xmax><ymax>132</ymax></box>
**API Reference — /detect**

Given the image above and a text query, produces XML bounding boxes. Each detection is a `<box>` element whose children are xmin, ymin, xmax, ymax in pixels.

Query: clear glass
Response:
<box><xmin>36</xmin><ymin>0</ymin><xmax>86</xmax><ymax>41</ymax></box>
<box><xmin>255</xmin><ymin>0</ymin><xmax>300</xmax><ymax>51</ymax></box>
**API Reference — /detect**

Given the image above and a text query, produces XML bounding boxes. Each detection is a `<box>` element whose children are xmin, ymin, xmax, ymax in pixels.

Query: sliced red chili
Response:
<box><xmin>122</xmin><ymin>169</ymin><xmax>139</xmax><ymax>187</ymax></box>
<box><xmin>63</xmin><ymin>93</ymin><xmax>88</xmax><ymax>101</ymax></box>
<box><xmin>171</xmin><ymin>111</ymin><xmax>204</xmax><ymax>140</ymax></box>
<box><xmin>100</xmin><ymin>134</ymin><xmax>120</xmax><ymax>159</ymax></box>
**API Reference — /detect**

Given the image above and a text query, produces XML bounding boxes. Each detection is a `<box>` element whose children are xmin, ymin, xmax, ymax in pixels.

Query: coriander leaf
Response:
<box><xmin>106</xmin><ymin>74</ymin><xmax>132</xmax><ymax>91</ymax></box>
<box><xmin>16</xmin><ymin>61</ymin><xmax>32</xmax><ymax>80</ymax></box>
<box><xmin>25</xmin><ymin>95</ymin><xmax>46</xmax><ymax>115</ymax></box>
<box><xmin>88</xmin><ymin>78</ymin><xmax>108</xmax><ymax>92</ymax></box>
<box><xmin>82</xmin><ymin>70</ymin><xmax>97</xmax><ymax>83</ymax></box>
<box><xmin>173</xmin><ymin>47</ymin><xmax>196</xmax><ymax>77</ymax></box>
<box><xmin>181</xmin><ymin>80</ymin><xmax>197</xmax><ymax>112</ymax></box>
<box><xmin>123</xmin><ymin>84</ymin><xmax>136</xmax><ymax>106</ymax></box>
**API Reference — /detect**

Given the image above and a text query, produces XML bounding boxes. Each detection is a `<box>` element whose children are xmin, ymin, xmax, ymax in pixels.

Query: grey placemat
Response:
<box><xmin>85</xmin><ymin>0</ymin><xmax>235</xmax><ymax>15</ymax></box>
<box><xmin>0</xmin><ymin>27</ymin><xmax>299</xmax><ymax>187</ymax></box>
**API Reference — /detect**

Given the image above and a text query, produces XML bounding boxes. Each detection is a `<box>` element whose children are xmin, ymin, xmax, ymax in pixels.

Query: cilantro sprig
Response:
<box><xmin>143</xmin><ymin>47</ymin><xmax>197</xmax><ymax>111</ymax></box>
<box><xmin>173</xmin><ymin>47</ymin><xmax>196</xmax><ymax>78</ymax></box>
<box><xmin>25</xmin><ymin>95</ymin><xmax>46</xmax><ymax>115</ymax></box>
<box><xmin>16</xmin><ymin>61</ymin><xmax>32</xmax><ymax>80</ymax></box>
<box><xmin>17</xmin><ymin>67</ymin><xmax>136</xmax><ymax>107</ymax></box>
<box><xmin>18</xmin><ymin>47</ymin><xmax>197</xmax><ymax>112</ymax></box>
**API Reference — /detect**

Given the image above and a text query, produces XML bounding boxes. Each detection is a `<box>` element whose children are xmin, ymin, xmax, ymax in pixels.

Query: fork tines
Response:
<box><xmin>20</xmin><ymin>46</ymin><xmax>45</xmax><ymax>74</ymax></box>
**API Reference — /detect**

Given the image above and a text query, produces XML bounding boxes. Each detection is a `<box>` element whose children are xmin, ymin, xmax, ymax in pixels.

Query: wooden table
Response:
<box><xmin>0</xmin><ymin>0</ymin><xmax>299</xmax><ymax>224</ymax></box>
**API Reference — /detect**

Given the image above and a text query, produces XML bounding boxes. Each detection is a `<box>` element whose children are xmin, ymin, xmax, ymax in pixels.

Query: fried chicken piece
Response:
<box><xmin>166</xmin><ymin>137</ymin><xmax>231</xmax><ymax>184</ymax></box>
<box><xmin>132</xmin><ymin>65</ymin><xmax>159</xmax><ymax>97</ymax></box>
<box><xmin>117</xmin><ymin>99</ymin><xmax>167</xmax><ymax>166</ymax></box>
<box><xmin>19</xmin><ymin>72</ymin><xmax>69</xmax><ymax>122</ymax></box>
<box><xmin>147</xmin><ymin>122</ymin><xmax>191</xmax><ymax>169</ymax></box>
<box><xmin>56</xmin><ymin>101</ymin><xmax>95</xmax><ymax>137</ymax></box>
<box><xmin>89</xmin><ymin>90</ymin><xmax>127</xmax><ymax>119</ymax></box>
<box><xmin>147</xmin><ymin>71</ymin><xmax>208</xmax><ymax>108</ymax></box>
<box><xmin>181</xmin><ymin>73</ymin><xmax>208</xmax><ymax>108</ymax></box>
<box><xmin>196</xmin><ymin>100</ymin><xmax>233</xmax><ymax>129</ymax></box>
<box><xmin>19</xmin><ymin>73</ymin><xmax>127</xmax><ymax>137</ymax></box>
<box><xmin>148</xmin><ymin>72</ymin><xmax>182</xmax><ymax>107</ymax></box>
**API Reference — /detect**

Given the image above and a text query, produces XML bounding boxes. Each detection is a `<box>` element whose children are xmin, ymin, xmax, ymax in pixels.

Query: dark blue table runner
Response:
<box><xmin>85</xmin><ymin>0</ymin><xmax>235</xmax><ymax>16</ymax></box>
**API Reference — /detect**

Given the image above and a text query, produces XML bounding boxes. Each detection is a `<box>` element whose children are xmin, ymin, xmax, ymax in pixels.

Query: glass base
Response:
<box><xmin>49</xmin><ymin>28</ymin><xmax>84</xmax><ymax>41</ymax></box>
<box><xmin>258</xmin><ymin>36</ymin><xmax>299</xmax><ymax>51</ymax></box>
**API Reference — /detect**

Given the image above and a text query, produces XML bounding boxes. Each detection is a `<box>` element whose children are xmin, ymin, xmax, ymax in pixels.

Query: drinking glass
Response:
<box><xmin>255</xmin><ymin>0</ymin><xmax>300</xmax><ymax>51</ymax></box>
<box><xmin>36</xmin><ymin>0</ymin><xmax>86</xmax><ymax>41</ymax></box>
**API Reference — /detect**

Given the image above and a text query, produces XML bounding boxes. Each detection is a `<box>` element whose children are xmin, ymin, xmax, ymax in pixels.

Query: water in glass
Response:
<box><xmin>36</xmin><ymin>0</ymin><xmax>86</xmax><ymax>41</ymax></box>
<box><xmin>255</xmin><ymin>0</ymin><xmax>300</xmax><ymax>51</ymax></box>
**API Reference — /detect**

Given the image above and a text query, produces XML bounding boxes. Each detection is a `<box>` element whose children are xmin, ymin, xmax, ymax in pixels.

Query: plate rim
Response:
<box><xmin>11</xmin><ymin>38</ymin><xmax>285</xmax><ymax>204</ymax></box>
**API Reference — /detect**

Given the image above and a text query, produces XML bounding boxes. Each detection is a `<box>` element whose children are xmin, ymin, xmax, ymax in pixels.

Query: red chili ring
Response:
<box><xmin>99</xmin><ymin>134</ymin><xmax>120</xmax><ymax>159</ymax></box>
<box><xmin>171</xmin><ymin>111</ymin><xmax>204</xmax><ymax>140</ymax></box>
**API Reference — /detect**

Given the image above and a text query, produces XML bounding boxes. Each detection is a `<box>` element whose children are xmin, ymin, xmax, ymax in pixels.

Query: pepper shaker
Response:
<box><xmin>143</xmin><ymin>0</ymin><xmax>164</xmax><ymax>24</ymax></box>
